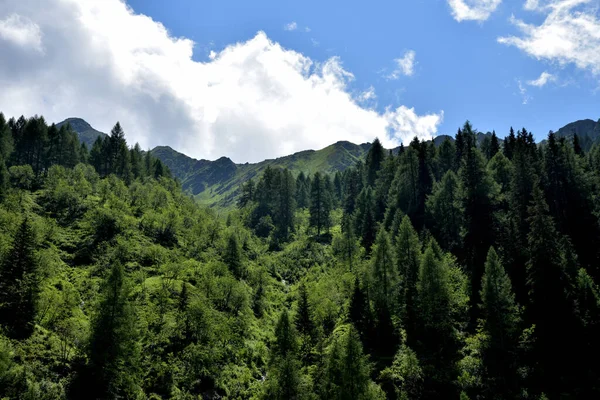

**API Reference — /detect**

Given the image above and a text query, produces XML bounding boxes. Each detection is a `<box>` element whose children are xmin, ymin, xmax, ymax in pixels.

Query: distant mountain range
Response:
<box><xmin>57</xmin><ymin>117</ymin><xmax>600</xmax><ymax>209</ymax></box>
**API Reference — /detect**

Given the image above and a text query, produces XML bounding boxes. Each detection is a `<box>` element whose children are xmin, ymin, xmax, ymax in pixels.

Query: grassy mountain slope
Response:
<box><xmin>62</xmin><ymin>117</ymin><xmax>597</xmax><ymax>209</ymax></box>
<box><xmin>56</xmin><ymin>118</ymin><xmax>108</xmax><ymax>148</ymax></box>
<box><xmin>152</xmin><ymin>140</ymin><xmax>372</xmax><ymax>209</ymax></box>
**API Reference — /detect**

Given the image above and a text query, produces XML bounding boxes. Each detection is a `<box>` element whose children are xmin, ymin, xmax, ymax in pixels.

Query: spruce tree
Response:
<box><xmin>526</xmin><ymin>183</ymin><xmax>577</xmax><ymax>396</ymax></box>
<box><xmin>348</xmin><ymin>277</ymin><xmax>372</xmax><ymax>346</ymax></box>
<box><xmin>371</xmin><ymin>229</ymin><xmax>396</xmax><ymax>354</ymax></box>
<box><xmin>309</xmin><ymin>172</ymin><xmax>331</xmax><ymax>236</ymax></box>
<box><xmin>489</xmin><ymin>131</ymin><xmax>500</xmax><ymax>159</ymax></box>
<box><xmin>426</xmin><ymin>170</ymin><xmax>462</xmax><ymax>252</ymax></box>
<box><xmin>87</xmin><ymin>263</ymin><xmax>141</xmax><ymax>398</ymax></box>
<box><xmin>458</xmin><ymin>143</ymin><xmax>497</xmax><ymax>319</ymax></box>
<box><xmin>224</xmin><ymin>233</ymin><xmax>244</xmax><ymax>279</ymax></box>
<box><xmin>395</xmin><ymin>215</ymin><xmax>421</xmax><ymax>341</ymax></box>
<box><xmin>267</xmin><ymin>310</ymin><xmax>302</xmax><ymax>399</ymax></box>
<box><xmin>479</xmin><ymin>247</ymin><xmax>521</xmax><ymax>397</ymax></box>
<box><xmin>366</xmin><ymin>138</ymin><xmax>386</xmax><ymax>187</ymax></box>
<box><xmin>0</xmin><ymin>218</ymin><xmax>39</xmax><ymax>339</ymax></box>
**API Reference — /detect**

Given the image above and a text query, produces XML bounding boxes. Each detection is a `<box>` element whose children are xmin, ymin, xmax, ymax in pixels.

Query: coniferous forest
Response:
<box><xmin>2</xmin><ymin>112</ymin><xmax>600</xmax><ymax>400</ymax></box>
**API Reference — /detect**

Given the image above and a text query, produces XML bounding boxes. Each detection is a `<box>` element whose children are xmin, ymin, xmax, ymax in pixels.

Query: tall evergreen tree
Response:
<box><xmin>309</xmin><ymin>172</ymin><xmax>331</xmax><ymax>236</ymax></box>
<box><xmin>526</xmin><ymin>183</ymin><xmax>577</xmax><ymax>396</ymax></box>
<box><xmin>395</xmin><ymin>215</ymin><xmax>421</xmax><ymax>343</ymax></box>
<box><xmin>86</xmin><ymin>263</ymin><xmax>141</xmax><ymax>398</ymax></box>
<box><xmin>224</xmin><ymin>233</ymin><xmax>244</xmax><ymax>279</ymax></box>
<box><xmin>479</xmin><ymin>247</ymin><xmax>521</xmax><ymax>397</ymax></box>
<box><xmin>459</xmin><ymin>142</ymin><xmax>497</xmax><ymax>319</ymax></box>
<box><xmin>489</xmin><ymin>131</ymin><xmax>500</xmax><ymax>159</ymax></box>
<box><xmin>426</xmin><ymin>170</ymin><xmax>462</xmax><ymax>252</ymax></box>
<box><xmin>0</xmin><ymin>218</ymin><xmax>39</xmax><ymax>339</ymax></box>
<box><xmin>366</xmin><ymin>138</ymin><xmax>386</xmax><ymax>187</ymax></box>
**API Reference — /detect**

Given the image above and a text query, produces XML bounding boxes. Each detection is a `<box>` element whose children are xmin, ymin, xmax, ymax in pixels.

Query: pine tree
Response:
<box><xmin>341</xmin><ymin>327</ymin><xmax>372</xmax><ymax>399</ymax></box>
<box><xmin>274</xmin><ymin>169</ymin><xmax>295</xmax><ymax>241</ymax></box>
<box><xmin>489</xmin><ymin>131</ymin><xmax>500</xmax><ymax>158</ymax></box>
<box><xmin>87</xmin><ymin>263</ymin><xmax>141</xmax><ymax>398</ymax></box>
<box><xmin>309</xmin><ymin>172</ymin><xmax>331</xmax><ymax>236</ymax></box>
<box><xmin>224</xmin><ymin>233</ymin><xmax>244</xmax><ymax>278</ymax></box>
<box><xmin>319</xmin><ymin>326</ymin><xmax>375</xmax><ymax>400</ymax></box>
<box><xmin>371</xmin><ymin>229</ymin><xmax>397</xmax><ymax>354</ymax></box>
<box><xmin>395</xmin><ymin>215</ymin><xmax>422</xmax><ymax>343</ymax></box>
<box><xmin>372</xmin><ymin>229</ymin><xmax>395</xmax><ymax>306</ymax></box>
<box><xmin>0</xmin><ymin>113</ymin><xmax>14</xmax><ymax>161</ymax></box>
<box><xmin>426</xmin><ymin>170</ymin><xmax>462</xmax><ymax>252</ymax></box>
<box><xmin>295</xmin><ymin>283</ymin><xmax>315</xmax><ymax>338</ymax></box>
<box><xmin>526</xmin><ymin>183</ymin><xmax>577</xmax><ymax>396</ymax></box>
<box><xmin>348</xmin><ymin>277</ymin><xmax>372</xmax><ymax>346</ymax></box>
<box><xmin>459</xmin><ymin>143</ymin><xmax>497</xmax><ymax>319</ymax></box>
<box><xmin>238</xmin><ymin>178</ymin><xmax>255</xmax><ymax>208</ymax></box>
<box><xmin>295</xmin><ymin>172</ymin><xmax>310</xmax><ymax>209</ymax></box>
<box><xmin>479</xmin><ymin>247</ymin><xmax>521</xmax><ymax>397</ymax></box>
<box><xmin>416</xmin><ymin>244</ymin><xmax>456</xmax><ymax>397</ymax></box>
<box><xmin>503</xmin><ymin>127</ymin><xmax>516</xmax><ymax>159</ymax></box>
<box><xmin>436</xmin><ymin>137</ymin><xmax>456</xmax><ymax>178</ymax></box>
<box><xmin>356</xmin><ymin>187</ymin><xmax>377</xmax><ymax>252</ymax></box>
<box><xmin>366</xmin><ymin>138</ymin><xmax>386</xmax><ymax>187</ymax></box>
<box><xmin>295</xmin><ymin>283</ymin><xmax>315</xmax><ymax>364</ymax></box>
<box><xmin>0</xmin><ymin>218</ymin><xmax>39</xmax><ymax>339</ymax></box>
<box><xmin>340</xmin><ymin>212</ymin><xmax>359</xmax><ymax>268</ymax></box>
<box><xmin>267</xmin><ymin>310</ymin><xmax>302</xmax><ymax>399</ymax></box>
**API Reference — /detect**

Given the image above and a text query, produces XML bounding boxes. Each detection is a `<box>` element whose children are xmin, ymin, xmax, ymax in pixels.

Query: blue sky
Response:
<box><xmin>128</xmin><ymin>0</ymin><xmax>599</xmax><ymax>141</ymax></box>
<box><xmin>0</xmin><ymin>0</ymin><xmax>599</xmax><ymax>161</ymax></box>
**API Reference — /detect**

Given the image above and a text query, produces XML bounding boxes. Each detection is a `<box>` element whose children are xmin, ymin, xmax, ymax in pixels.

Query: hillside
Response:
<box><xmin>152</xmin><ymin>140</ymin><xmax>372</xmax><ymax>208</ymax></box>
<box><xmin>56</xmin><ymin>118</ymin><xmax>108</xmax><ymax>148</ymax></box>
<box><xmin>554</xmin><ymin>118</ymin><xmax>600</xmax><ymax>151</ymax></box>
<box><xmin>62</xmin><ymin>117</ymin><xmax>595</xmax><ymax>209</ymax></box>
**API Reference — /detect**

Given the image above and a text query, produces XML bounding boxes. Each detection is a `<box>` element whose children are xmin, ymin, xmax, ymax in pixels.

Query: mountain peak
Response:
<box><xmin>56</xmin><ymin>117</ymin><xmax>107</xmax><ymax>147</ymax></box>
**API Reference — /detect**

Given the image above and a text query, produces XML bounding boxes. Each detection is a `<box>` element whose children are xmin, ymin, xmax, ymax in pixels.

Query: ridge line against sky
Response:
<box><xmin>0</xmin><ymin>0</ymin><xmax>598</xmax><ymax>163</ymax></box>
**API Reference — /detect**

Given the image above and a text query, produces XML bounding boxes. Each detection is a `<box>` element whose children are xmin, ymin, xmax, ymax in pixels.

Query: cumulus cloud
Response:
<box><xmin>498</xmin><ymin>0</ymin><xmax>600</xmax><ymax>76</ymax></box>
<box><xmin>527</xmin><ymin>71</ymin><xmax>556</xmax><ymax>86</ymax></box>
<box><xmin>385</xmin><ymin>107</ymin><xmax>444</xmax><ymax>141</ymax></box>
<box><xmin>447</xmin><ymin>0</ymin><xmax>502</xmax><ymax>22</ymax></box>
<box><xmin>388</xmin><ymin>50</ymin><xmax>416</xmax><ymax>79</ymax></box>
<box><xmin>0</xmin><ymin>0</ymin><xmax>443</xmax><ymax>163</ymax></box>
<box><xmin>0</xmin><ymin>13</ymin><xmax>43</xmax><ymax>52</ymax></box>
<box><xmin>284</xmin><ymin>21</ymin><xmax>297</xmax><ymax>31</ymax></box>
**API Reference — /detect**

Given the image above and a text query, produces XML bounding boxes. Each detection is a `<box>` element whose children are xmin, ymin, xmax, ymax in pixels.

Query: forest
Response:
<box><xmin>1</xmin><ymin>112</ymin><xmax>600</xmax><ymax>400</ymax></box>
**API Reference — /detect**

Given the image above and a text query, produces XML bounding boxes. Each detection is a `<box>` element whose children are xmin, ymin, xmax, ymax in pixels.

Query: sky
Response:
<box><xmin>0</xmin><ymin>0</ymin><xmax>599</xmax><ymax>163</ymax></box>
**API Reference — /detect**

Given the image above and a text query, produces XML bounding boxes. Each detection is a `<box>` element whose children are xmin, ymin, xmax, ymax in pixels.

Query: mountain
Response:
<box><xmin>553</xmin><ymin>118</ymin><xmax>600</xmax><ymax>151</ymax></box>
<box><xmin>62</xmin><ymin>117</ymin><xmax>597</xmax><ymax>209</ymax></box>
<box><xmin>56</xmin><ymin>117</ymin><xmax>108</xmax><ymax>148</ymax></box>
<box><xmin>152</xmin><ymin>140</ymin><xmax>372</xmax><ymax>209</ymax></box>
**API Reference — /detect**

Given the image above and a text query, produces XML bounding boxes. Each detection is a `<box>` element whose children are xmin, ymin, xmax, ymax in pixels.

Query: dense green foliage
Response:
<box><xmin>1</xmin><ymin>112</ymin><xmax>600</xmax><ymax>399</ymax></box>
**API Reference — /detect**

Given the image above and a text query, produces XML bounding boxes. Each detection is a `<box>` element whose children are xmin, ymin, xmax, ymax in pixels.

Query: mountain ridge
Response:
<box><xmin>58</xmin><ymin>116</ymin><xmax>600</xmax><ymax>209</ymax></box>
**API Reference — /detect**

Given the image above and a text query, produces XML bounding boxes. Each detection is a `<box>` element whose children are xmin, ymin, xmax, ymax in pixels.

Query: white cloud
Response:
<box><xmin>385</xmin><ymin>107</ymin><xmax>444</xmax><ymax>141</ymax></box>
<box><xmin>357</xmin><ymin>86</ymin><xmax>377</xmax><ymax>104</ymax></box>
<box><xmin>0</xmin><ymin>0</ymin><xmax>443</xmax><ymax>163</ymax></box>
<box><xmin>524</xmin><ymin>0</ymin><xmax>540</xmax><ymax>10</ymax></box>
<box><xmin>527</xmin><ymin>71</ymin><xmax>556</xmax><ymax>86</ymax></box>
<box><xmin>498</xmin><ymin>0</ymin><xmax>600</xmax><ymax>76</ymax></box>
<box><xmin>0</xmin><ymin>13</ymin><xmax>43</xmax><ymax>52</ymax></box>
<box><xmin>284</xmin><ymin>21</ymin><xmax>297</xmax><ymax>31</ymax></box>
<box><xmin>448</xmin><ymin>0</ymin><xmax>502</xmax><ymax>22</ymax></box>
<box><xmin>517</xmin><ymin>80</ymin><xmax>532</xmax><ymax>104</ymax></box>
<box><xmin>388</xmin><ymin>50</ymin><xmax>416</xmax><ymax>79</ymax></box>
<box><xmin>304</xmin><ymin>27</ymin><xmax>311</xmax><ymax>33</ymax></box>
